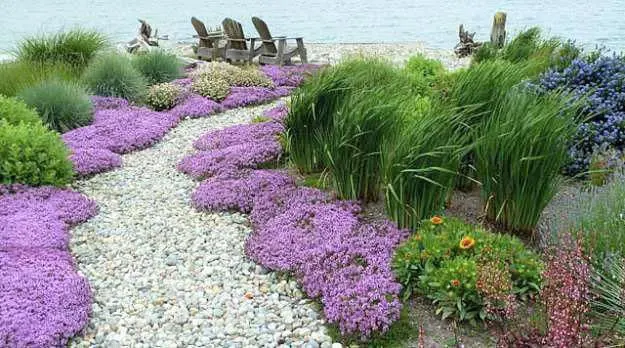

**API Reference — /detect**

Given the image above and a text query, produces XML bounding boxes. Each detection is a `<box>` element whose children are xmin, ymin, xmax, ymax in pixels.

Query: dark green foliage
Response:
<box><xmin>132</xmin><ymin>50</ymin><xmax>184</xmax><ymax>85</ymax></box>
<box><xmin>19</xmin><ymin>80</ymin><xmax>93</xmax><ymax>133</ymax></box>
<box><xmin>0</xmin><ymin>95</ymin><xmax>41</xmax><ymax>126</ymax></box>
<box><xmin>83</xmin><ymin>54</ymin><xmax>147</xmax><ymax>102</ymax></box>
<box><xmin>471</xmin><ymin>27</ymin><xmax>580</xmax><ymax>74</ymax></box>
<box><xmin>323</xmin><ymin>88</ymin><xmax>405</xmax><ymax>202</ymax></box>
<box><xmin>591</xmin><ymin>257</ymin><xmax>625</xmax><ymax>337</ymax></box>
<box><xmin>382</xmin><ymin>102</ymin><xmax>472</xmax><ymax>229</ymax></box>
<box><xmin>16</xmin><ymin>29</ymin><xmax>107</xmax><ymax>70</ymax></box>
<box><xmin>0</xmin><ymin>61</ymin><xmax>80</xmax><ymax>97</ymax></box>
<box><xmin>474</xmin><ymin>91</ymin><xmax>580</xmax><ymax>234</ymax></box>
<box><xmin>0</xmin><ymin>120</ymin><xmax>74</xmax><ymax>186</ymax></box>
<box><xmin>287</xmin><ymin>58</ymin><xmax>417</xmax><ymax>174</ymax></box>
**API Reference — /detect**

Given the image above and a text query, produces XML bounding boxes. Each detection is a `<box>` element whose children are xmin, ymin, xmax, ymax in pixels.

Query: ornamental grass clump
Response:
<box><xmin>191</xmin><ymin>75</ymin><xmax>231</xmax><ymax>101</ymax></box>
<box><xmin>146</xmin><ymin>82</ymin><xmax>183</xmax><ymax>111</ymax></box>
<box><xmin>392</xmin><ymin>217</ymin><xmax>542</xmax><ymax>323</ymax></box>
<box><xmin>19</xmin><ymin>79</ymin><xmax>94</xmax><ymax>133</ymax></box>
<box><xmin>132</xmin><ymin>50</ymin><xmax>183</xmax><ymax>85</ymax></box>
<box><xmin>381</xmin><ymin>102</ymin><xmax>471</xmax><ymax>230</ymax></box>
<box><xmin>15</xmin><ymin>28</ymin><xmax>108</xmax><ymax>70</ymax></box>
<box><xmin>0</xmin><ymin>60</ymin><xmax>80</xmax><ymax>97</ymax></box>
<box><xmin>474</xmin><ymin>91</ymin><xmax>581</xmax><ymax>234</ymax></box>
<box><xmin>0</xmin><ymin>120</ymin><xmax>74</xmax><ymax>186</ymax></box>
<box><xmin>82</xmin><ymin>53</ymin><xmax>147</xmax><ymax>102</ymax></box>
<box><xmin>323</xmin><ymin>88</ymin><xmax>405</xmax><ymax>202</ymax></box>
<box><xmin>404</xmin><ymin>54</ymin><xmax>445</xmax><ymax>95</ymax></box>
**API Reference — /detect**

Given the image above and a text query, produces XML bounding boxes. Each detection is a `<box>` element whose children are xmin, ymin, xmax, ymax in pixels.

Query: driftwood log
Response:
<box><xmin>454</xmin><ymin>24</ymin><xmax>481</xmax><ymax>58</ymax></box>
<box><xmin>126</xmin><ymin>19</ymin><xmax>160</xmax><ymax>54</ymax></box>
<box><xmin>490</xmin><ymin>12</ymin><xmax>507</xmax><ymax>48</ymax></box>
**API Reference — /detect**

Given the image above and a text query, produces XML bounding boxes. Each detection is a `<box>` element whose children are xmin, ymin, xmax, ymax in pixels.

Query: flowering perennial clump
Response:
<box><xmin>178</xmin><ymin>98</ymin><xmax>409</xmax><ymax>337</ymax></box>
<box><xmin>0</xmin><ymin>185</ymin><xmax>97</xmax><ymax>347</ymax></box>
<box><xmin>146</xmin><ymin>82</ymin><xmax>183</xmax><ymax>111</ymax></box>
<box><xmin>538</xmin><ymin>55</ymin><xmax>625</xmax><ymax>173</ymax></box>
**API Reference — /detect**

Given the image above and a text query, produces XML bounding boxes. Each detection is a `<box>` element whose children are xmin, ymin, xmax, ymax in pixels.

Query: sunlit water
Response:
<box><xmin>1</xmin><ymin>0</ymin><xmax>624</xmax><ymax>55</ymax></box>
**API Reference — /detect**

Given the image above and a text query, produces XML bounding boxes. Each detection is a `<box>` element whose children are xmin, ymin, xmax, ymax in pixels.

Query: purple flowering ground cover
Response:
<box><xmin>0</xmin><ymin>185</ymin><xmax>97</xmax><ymax>347</ymax></box>
<box><xmin>178</xmin><ymin>100</ymin><xmax>409</xmax><ymax>337</ymax></box>
<box><xmin>64</xmin><ymin>65</ymin><xmax>317</xmax><ymax>177</ymax></box>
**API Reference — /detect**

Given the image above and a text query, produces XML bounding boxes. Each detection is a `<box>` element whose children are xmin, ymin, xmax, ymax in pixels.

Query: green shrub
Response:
<box><xmin>0</xmin><ymin>95</ymin><xmax>41</xmax><ymax>126</ymax></box>
<box><xmin>323</xmin><ymin>88</ymin><xmax>405</xmax><ymax>202</ymax></box>
<box><xmin>83</xmin><ymin>53</ymin><xmax>147</xmax><ymax>102</ymax></box>
<box><xmin>381</xmin><ymin>102</ymin><xmax>471</xmax><ymax>230</ymax></box>
<box><xmin>132</xmin><ymin>50</ymin><xmax>184</xmax><ymax>85</ymax></box>
<box><xmin>0</xmin><ymin>61</ymin><xmax>80</xmax><ymax>97</ymax></box>
<box><xmin>16</xmin><ymin>29</ymin><xmax>107</xmax><ymax>70</ymax></box>
<box><xmin>392</xmin><ymin>217</ymin><xmax>543</xmax><ymax>323</ymax></box>
<box><xmin>192</xmin><ymin>76</ymin><xmax>230</xmax><ymax>101</ymax></box>
<box><xmin>590</xmin><ymin>257</ymin><xmax>625</xmax><ymax>337</ymax></box>
<box><xmin>474</xmin><ymin>91</ymin><xmax>580</xmax><ymax>234</ymax></box>
<box><xmin>19</xmin><ymin>80</ymin><xmax>93</xmax><ymax>133</ymax></box>
<box><xmin>0</xmin><ymin>120</ymin><xmax>74</xmax><ymax>186</ymax></box>
<box><xmin>189</xmin><ymin>61</ymin><xmax>240</xmax><ymax>81</ymax></box>
<box><xmin>404</xmin><ymin>54</ymin><xmax>445</xmax><ymax>95</ymax></box>
<box><xmin>146</xmin><ymin>82</ymin><xmax>183</xmax><ymax>111</ymax></box>
<box><xmin>228</xmin><ymin>66</ymin><xmax>274</xmax><ymax>87</ymax></box>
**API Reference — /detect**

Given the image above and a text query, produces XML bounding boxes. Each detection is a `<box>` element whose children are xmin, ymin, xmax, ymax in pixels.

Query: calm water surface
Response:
<box><xmin>1</xmin><ymin>0</ymin><xmax>624</xmax><ymax>52</ymax></box>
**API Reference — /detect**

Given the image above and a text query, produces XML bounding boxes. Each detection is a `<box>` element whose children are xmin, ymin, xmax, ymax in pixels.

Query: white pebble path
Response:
<box><xmin>68</xmin><ymin>102</ymin><xmax>337</xmax><ymax>348</ymax></box>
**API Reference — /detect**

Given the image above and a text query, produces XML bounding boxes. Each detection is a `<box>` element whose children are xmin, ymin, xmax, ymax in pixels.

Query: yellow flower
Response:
<box><xmin>459</xmin><ymin>236</ymin><xmax>476</xmax><ymax>250</ymax></box>
<box><xmin>430</xmin><ymin>216</ymin><xmax>443</xmax><ymax>225</ymax></box>
<box><xmin>413</xmin><ymin>234</ymin><xmax>422</xmax><ymax>241</ymax></box>
<box><xmin>450</xmin><ymin>279</ymin><xmax>461</xmax><ymax>287</ymax></box>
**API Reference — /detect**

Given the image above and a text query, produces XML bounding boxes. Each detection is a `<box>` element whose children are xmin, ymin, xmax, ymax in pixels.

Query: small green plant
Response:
<box><xmin>191</xmin><ymin>76</ymin><xmax>231</xmax><ymax>101</ymax></box>
<box><xmin>19</xmin><ymin>80</ymin><xmax>93</xmax><ymax>133</ymax></box>
<box><xmin>474</xmin><ymin>91</ymin><xmax>580</xmax><ymax>235</ymax></box>
<box><xmin>83</xmin><ymin>53</ymin><xmax>147</xmax><ymax>102</ymax></box>
<box><xmin>0</xmin><ymin>95</ymin><xmax>41</xmax><ymax>126</ymax></box>
<box><xmin>251</xmin><ymin>116</ymin><xmax>271</xmax><ymax>123</ymax></box>
<box><xmin>0</xmin><ymin>60</ymin><xmax>80</xmax><ymax>97</ymax></box>
<box><xmin>16</xmin><ymin>29</ymin><xmax>107</xmax><ymax>70</ymax></box>
<box><xmin>132</xmin><ymin>50</ymin><xmax>184</xmax><ymax>85</ymax></box>
<box><xmin>392</xmin><ymin>217</ymin><xmax>542</xmax><ymax>323</ymax></box>
<box><xmin>146</xmin><ymin>82</ymin><xmax>183</xmax><ymax>111</ymax></box>
<box><xmin>404</xmin><ymin>54</ymin><xmax>445</xmax><ymax>95</ymax></box>
<box><xmin>381</xmin><ymin>102</ymin><xmax>471</xmax><ymax>230</ymax></box>
<box><xmin>0</xmin><ymin>119</ymin><xmax>74</xmax><ymax>186</ymax></box>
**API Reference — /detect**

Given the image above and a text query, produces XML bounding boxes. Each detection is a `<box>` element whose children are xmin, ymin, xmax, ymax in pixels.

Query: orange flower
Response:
<box><xmin>450</xmin><ymin>279</ymin><xmax>461</xmax><ymax>287</ymax></box>
<box><xmin>459</xmin><ymin>236</ymin><xmax>476</xmax><ymax>250</ymax></box>
<box><xmin>430</xmin><ymin>216</ymin><xmax>443</xmax><ymax>225</ymax></box>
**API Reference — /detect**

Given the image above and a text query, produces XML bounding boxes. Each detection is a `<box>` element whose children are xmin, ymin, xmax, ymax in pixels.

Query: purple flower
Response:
<box><xmin>170</xmin><ymin>94</ymin><xmax>223</xmax><ymax>119</ymax></box>
<box><xmin>68</xmin><ymin>148</ymin><xmax>122</xmax><ymax>176</ymax></box>
<box><xmin>193</xmin><ymin>122</ymin><xmax>284</xmax><ymax>151</ymax></box>
<box><xmin>260</xmin><ymin>64</ymin><xmax>322</xmax><ymax>87</ymax></box>
<box><xmin>178</xmin><ymin>141</ymin><xmax>282</xmax><ymax>179</ymax></box>
<box><xmin>263</xmin><ymin>103</ymin><xmax>289</xmax><ymax>122</ymax></box>
<box><xmin>90</xmin><ymin>96</ymin><xmax>129</xmax><ymax>110</ymax></box>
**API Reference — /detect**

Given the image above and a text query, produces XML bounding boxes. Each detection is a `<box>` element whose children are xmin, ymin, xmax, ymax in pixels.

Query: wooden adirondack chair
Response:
<box><xmin>191</xmin><ymin>17</ymin><xmax>225</xmax><ymax>61</ymax></box>
<box><xmin>251</xmin><ymin>17</ymin><xmax>307</xmax><ymax>66</ymax></box>
<box><xmin>222</xmin><ymin>18</ymin><xmax>262</xmax><ymax>64</ymax></box>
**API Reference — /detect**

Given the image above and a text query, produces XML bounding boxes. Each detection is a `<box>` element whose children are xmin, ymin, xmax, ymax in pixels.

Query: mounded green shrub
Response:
<box><xmin>392</xmin><ymin>217</ymin><xmax>543</xmax><ymax>323</ymax></box>
<box><xmin>146</xmin><ymin>83</ymin><xmax>183</xmax><ymax>111</ymax></box>
<box><xmin>83</xmin><ymin>53</ymin><xmax>147</xmax><ymax>102</ymax></box>
<box><xmin>132</xmin><ymin>50</ymin><xmax>184</xmax><ymax>85</ymax></box>
<box><xmin>0</xmin><ymin>95</ymin><xmax>41</xmax><ymax>126</ymax></box>
<box><xmin>404</xmin><ymin>54</ymin><xmax>445</xmax><ymax>95</ymax></box>
<box><xmin>19</xmin><ymin>80</ymin><xmax>93</xmax><ymax>133</ymax></box>
<box><xmin>228</xmin><ymin>67</ymin><xmax>274</xmax><ymax>87</ymax></box>
<box><xmin>192</xmin><ymin>76</ymin><xmax>230</xmax><ymax>101</ymax></box>
<box><xmin>0</xmin><ymin>120</ymin><xmax>74</xmax><ymax>186</ymax></box>
<box><xmin>16</xmin><ymin>29</ymin><xmax>108</xmax><ymax>70</ymax></box>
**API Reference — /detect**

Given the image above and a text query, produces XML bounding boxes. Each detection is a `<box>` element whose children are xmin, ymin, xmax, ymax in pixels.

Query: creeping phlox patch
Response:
<box><xmin>178</xmin><ymin>99</ymin><xmax>409</xmax><ymax>337</ymax></box>
<box><xmin>0</xmin><ymin>185</ymin><xmax>97</xmax><ymax>347</ymax></box>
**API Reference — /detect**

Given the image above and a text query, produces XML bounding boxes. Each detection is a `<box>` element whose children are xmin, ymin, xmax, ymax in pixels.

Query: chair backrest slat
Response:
<box><xmin>191</xmin><ymin>17</ymin><xmax>212</xmax><ymax>48</ymax></box>
<box><xmin>222</xmin><ymin>18</ymin><xmax>247</xmax><ymax>50</ymax></box>
<box><xmin>252</xmin><ymin>17</ymin><xmax>277</xmax><ymax>55</ymax></box>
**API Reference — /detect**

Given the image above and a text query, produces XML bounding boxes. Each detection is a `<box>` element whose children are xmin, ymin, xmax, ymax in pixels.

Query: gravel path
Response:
<box><xmin>68</xmin><ymin>102</ymin><xmax>333</xmax><ymax>348</ymax></box>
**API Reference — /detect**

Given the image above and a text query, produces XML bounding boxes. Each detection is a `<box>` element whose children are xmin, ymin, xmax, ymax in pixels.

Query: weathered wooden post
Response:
<box><xmin>490</xmin><ymin>11</ymin><xmax>507</xmax><ymax>48</ymax></box>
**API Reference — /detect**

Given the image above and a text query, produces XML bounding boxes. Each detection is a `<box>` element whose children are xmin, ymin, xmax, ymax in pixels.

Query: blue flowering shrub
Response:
<box><xmin>538</xmin><ymin>55</ymin><xmax>625</xmax><ymax>174</ymax></box>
